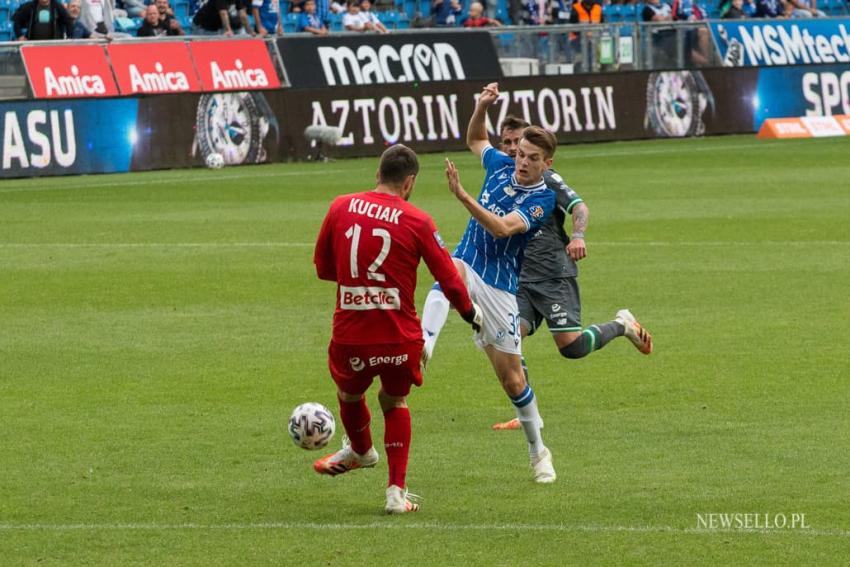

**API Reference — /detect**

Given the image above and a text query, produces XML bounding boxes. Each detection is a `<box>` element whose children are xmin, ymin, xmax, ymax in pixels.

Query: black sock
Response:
<box><xmin>559</xmin><ymin>321</ymin><xmax>624</xmax><ymax>359</ymax></box>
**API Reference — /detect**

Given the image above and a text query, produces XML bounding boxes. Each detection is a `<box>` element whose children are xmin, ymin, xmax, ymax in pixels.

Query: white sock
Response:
<box><xmin>511</xmin><ymin>385</ymin><xmax>544</xmax><ymax>455</ymax></box>
<box><xmin>421</xmin><ymin>286</ymin><xmax>450</xmax><ymax>357</ymax></box>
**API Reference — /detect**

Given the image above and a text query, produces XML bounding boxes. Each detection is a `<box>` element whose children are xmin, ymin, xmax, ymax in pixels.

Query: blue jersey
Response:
<box><xmin>453</xmin><ymin>145</ymin><xmax>556</xmax><ymax>294</ymax></box>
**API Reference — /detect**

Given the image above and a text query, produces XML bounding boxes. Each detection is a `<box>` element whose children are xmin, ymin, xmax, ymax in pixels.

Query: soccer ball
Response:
<box><xmin>288</xmin><ymin>402</ymin><xmax>335</xmax><ymax>450</ymax></box>
<box><xmin>205</xmin><ymin>152</ymin><xmax>225</xmax><ymax>169</ymax></box>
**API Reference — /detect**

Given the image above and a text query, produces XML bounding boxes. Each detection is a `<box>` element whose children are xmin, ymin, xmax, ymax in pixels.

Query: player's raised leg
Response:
<box><xmin>378</xmin><ymin>388</ymin><xmax>420</xmax><ymax>513</ymax></box>
<box><xmin>313</xmin><ymin>389</ymin><xmax>379</xmax><ymax>476</ymax></box>
<box><xmin>485</xmin><ymin>346</ymin><xmax>556</xmax><ymax>483</ymax></box>
<box><xmin>420</xmin><ymin>259</ymin><xmax>468</xmax><ymax>370</ymax></box>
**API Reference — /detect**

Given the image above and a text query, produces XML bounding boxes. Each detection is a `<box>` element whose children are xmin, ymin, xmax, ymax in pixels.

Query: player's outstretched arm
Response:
<box><xmin>445</xmin><ymin>159</ymin><xmax>526</xmax><ymax>238</ymax></box>
<box><xmin>567</xmin><ymin>202</ymin><xmax>588</xmax><ymax>261</ymax></box>
<box><xmin>467</xmin><ymin>82</ymin><xmax>499</xmax><ymax>159</ymax></box>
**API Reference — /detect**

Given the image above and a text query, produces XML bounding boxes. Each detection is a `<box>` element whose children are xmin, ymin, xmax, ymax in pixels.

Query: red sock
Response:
<box><xmin>383</xmin><ymin>407</ymin><xmax>411</xmax><ymax>488</ymax></box>
<box><xmin>338</xmin><ymin>396</ymin><xmax>372</xmax><ymax>455</ymax></box>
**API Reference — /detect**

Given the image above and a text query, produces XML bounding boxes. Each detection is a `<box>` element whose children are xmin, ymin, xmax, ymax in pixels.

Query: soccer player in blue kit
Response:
<box><xmin>420</xmin><ymin>82</ymin><xmax>558</xmax><ymax>483</ymax></box>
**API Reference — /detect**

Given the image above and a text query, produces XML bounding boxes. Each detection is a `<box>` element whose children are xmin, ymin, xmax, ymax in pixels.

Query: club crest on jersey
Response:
<box><xmin>349</xmin><ymin>357</ymin><xmax>366</xmax><ymax>371</ymax></box>
<box><xmin>529</xmin><ymin>205</ymin><xmax>545</xmax><ymax>219</ymax></box>
<box><xmin>504</xmin><ymin>186</ymin><xmax>516</xmax><ymax>197</ymax></box>
<box><xmin>433</xmin><ymin>230</ymin><xmax>446</xmax><ymax>248</ymax></box>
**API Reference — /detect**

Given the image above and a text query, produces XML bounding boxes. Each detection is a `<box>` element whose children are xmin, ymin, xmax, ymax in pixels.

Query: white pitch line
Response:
<box><xmin>0</xmin><ymin>241</ymin><xmax>847</xmax><ymax>249</ymax></box>
<box><xmin>0</xmin><ymin>138</ymin><xmax>817</xmax><ymax>195</ymax></box>
<box><xmin>0</xmin><ymin>522</ymin><xmax>846</xmax><ymax>537</ymax></box>
<box><xmin>0</xmin><ymin>168</ymin><xmax>367</xmax><ymax>195</ymax></box>
<box><xmin>0</xmin><ymin>242</ymin><xmax>313</xmax><ymax>248</ymax></box>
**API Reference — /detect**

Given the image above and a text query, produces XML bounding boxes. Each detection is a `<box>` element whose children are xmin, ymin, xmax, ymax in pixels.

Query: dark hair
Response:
<box><xmin>499</xmin><ymin>115</ymin><xmax>530</xmax><ymax>134</ymax></box>
<box><xmin>378</xmin><ymin>144</ymin><xmax>419</xmax><ymax>185</ymax></box>
<box><xmin>521</xmin><ymin>126</ymin><xmax>557</xmax><ymax>159</ymax></box>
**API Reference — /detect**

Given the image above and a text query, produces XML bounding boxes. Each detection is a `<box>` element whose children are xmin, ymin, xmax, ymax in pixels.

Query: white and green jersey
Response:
<box><xmin>519</xmin><ymin>169</ymin><xmax>584</xmax><ymax>283</ymax></box>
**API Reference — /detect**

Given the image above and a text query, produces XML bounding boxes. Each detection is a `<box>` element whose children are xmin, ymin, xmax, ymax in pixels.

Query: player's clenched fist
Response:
<box><xmin>477</xmin><ymin>82</ymin><xmax>499</xmax><ymax>106</ymax></box>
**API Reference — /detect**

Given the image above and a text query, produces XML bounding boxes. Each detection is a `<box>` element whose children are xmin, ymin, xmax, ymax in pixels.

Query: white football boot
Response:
<box><xmin>616</xmin><ymin>309</ymin><xmax>653</xmax><ymax>355</ymax></box>
<box><xmin>531</xmin><ymin>446</ymin><xmax>557</xmax><ymax>484</ymax></box>
<box><xmin>385</xmin><ymin>485</ymin><xmax>421</xmax><ymax>514</ymax></box>
<box><xmin>313</xmin><ymin>443</ymin><xmax>379</xmax><ymax>476</ymax></box>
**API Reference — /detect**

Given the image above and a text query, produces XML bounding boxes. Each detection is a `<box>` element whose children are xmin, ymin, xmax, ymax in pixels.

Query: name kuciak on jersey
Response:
<box><xmin>348</xmin><ymin>197</ymin><xmax>403</xmax><ymax>224</ymax></box>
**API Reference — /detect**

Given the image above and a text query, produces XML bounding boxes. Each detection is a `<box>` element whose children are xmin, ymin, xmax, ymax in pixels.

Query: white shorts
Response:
<box><xmin>458</xmin><ymin>259</ymin><xmax>522</xmax><ymax>355</ymax></box>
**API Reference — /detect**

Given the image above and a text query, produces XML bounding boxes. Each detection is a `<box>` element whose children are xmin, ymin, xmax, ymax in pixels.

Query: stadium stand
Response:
<box><xmin>3</xmin><ymin>0</ymin><xmax>850</xmax><ymax>38</ymax></box>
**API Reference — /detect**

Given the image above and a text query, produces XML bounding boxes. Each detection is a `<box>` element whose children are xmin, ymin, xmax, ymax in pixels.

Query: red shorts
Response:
<box><xmin>327</xmin><ymin>340</ymin><xmax>424</xmax><ymax>397</ymax></box>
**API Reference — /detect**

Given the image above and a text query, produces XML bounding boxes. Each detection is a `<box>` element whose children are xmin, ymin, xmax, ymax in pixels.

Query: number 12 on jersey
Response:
<box><xmin>345</xmin><ymin>223</ymin><xmax>391</xmax><ymax>282</ymax></box>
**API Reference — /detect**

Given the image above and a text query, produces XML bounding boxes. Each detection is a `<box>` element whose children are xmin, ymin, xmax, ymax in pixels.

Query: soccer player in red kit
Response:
<box><xmin>313</xmin><ymin>144</ymin><xmax>482</xmax><ymax>514</ymax></box>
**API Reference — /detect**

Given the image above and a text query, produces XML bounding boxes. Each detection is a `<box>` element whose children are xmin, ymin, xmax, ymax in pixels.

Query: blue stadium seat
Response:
<box><xmin>328</xmin><ymin>11</ymin><xmax>344</xmax><ymax>31</ymax></box>
<box><xmin>172</xmin><ymin>0</ymin><xmax>190</xmax><ymax>19</ymax></box>
<box><xmin>114</xmin><ymin>16</ymin><xmax>141</xmax><ymax>33</ymax></box>
<box><xmin>395</xmin><ymin>10</ymin><xmax>410</xmax><ymax>27</ymax></box>
<box><xmin>826</xmin><ymin>0</ymin><xmax>849</xmax><ymax>15</ymax></box>
<box><xmin>402</xmin><ymin>0</ymin><xmax>416</xmax><ymax>18</ymax></box>
<box><xmin>604</xmin><ymin>4</ymin><xmax>622</xmax><ymax>22</ymax></box>
<box><xmin>283</xmin><ymin>12</ymin><xmax>298</xmax><ymax>33</ymax></box>
<box><xmin>378</xmin><ymin>10</ymin><xmax>397</xmax><ymax>26</ymax></box>
<box><xmin>620</xmin><ymin>4</ymin><xmax>640</xmax><ymax>22</ymax></box>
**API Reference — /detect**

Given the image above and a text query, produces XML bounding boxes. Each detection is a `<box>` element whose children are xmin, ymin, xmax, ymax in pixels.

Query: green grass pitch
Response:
<box><xmin>1</xmin><ymin>135</ymin><xmax>849</xmax><ymax>565</ymax></box>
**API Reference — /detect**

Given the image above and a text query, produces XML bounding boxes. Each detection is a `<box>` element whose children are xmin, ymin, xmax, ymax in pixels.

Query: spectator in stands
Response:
<box><xmin>138</xmin><ymin>1</ymin><xmax>184</xmax><ymax>34</ymax></box>
<box><xmin>290</xmin><ymin>0</ymin><xmax>305</xmax><ymax>11</ymax></box>
<box><xmin>192</xmin><ymin>0</ymin><xmax>253</xmax><ymax>35</ymax></box>
<box><xmin>788</xmin><ymin>0</ymin><xmax>825</xmax><ymax>16</ymax></box>
<box><xmin>137</xmin><ymin>4</ymin><xmax>164</xmax><ymax>35</ymax></box>
<box><xmin>550</xmin><ymin>0</ymin><xmax>570</xmax><ymax>23</ymax></box>
<box><xmin>79</xmin><ymin>0</ymin><xmax>117</xmax><ymax>38</ymax></box>
<box><xmin>359</xmin><ymin>0</ymin><xmax>388</xmax><ymax>32</ymax></box>
<box><xmin>65</xmin><ymin>0</ymin><xmax>92</xmax><ymax>37</ymax></box>
<box><xmin>155</xmin><ymin>0</ymin><xmax>185</xmax><ymax>34</ymax></box>
<box><xmin>432</xmin><ymin>0</ymin><xmax>463</xmax><ymax>25</ymax></box>
<box><xmin>342</xmin><ymin>0</ymin><xmax>369</xmax><ymax>30</ymax></box>
<box><xmin>672</xmin><ymin>0</ymin><xmax>709</xmax><ymax>65</ymax></box>
<box><xmin>252</xmin><ymin>0</ymin><xmax>282</xmax><ymax>35</ymax></box>
<box><xmin>463</xmin><ymin>0</ymin><xmax>502</xmax><ymax>25</ymax></box>
<box><xmin>753</xmin><ymin>0</ymin><xmax>788</xmax><ymax>17</ymax></box>
<box><xmin>642</xmin><ymin>0</ymin><xmax>673</xmax><ymax>19</ymax></box>
<box><xmin>297</xmin><ymin>0</ymin><xmax>328</xmax><ymax>32</ymax></box>
<box><xmin>569</xmin><ymin>0</ymin><xmax>603</xmax><ymax>23</ymax></box>
<box><xmin>722</xmin><ymin>0</ymin><xmax>747</xmax><ymax>16</ymax></box>
<box><xmin>13</xmin><ymin>0</ymin><xmax>74</xmax><ymax>40</ymax></box>
<box><xmin>520</xmin><ymin>0</ymin><xmax>551</xmax><ymax>24</ymax></box>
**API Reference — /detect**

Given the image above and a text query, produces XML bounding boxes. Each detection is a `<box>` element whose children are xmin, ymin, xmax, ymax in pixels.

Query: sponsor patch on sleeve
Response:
<box><xmin>433</xmin><ymin>230</ymin><xmax>446</xmax><ymax>248</ymax></box>
<box><xmin>529</xmin><ymin>205</ymin><xmax>544</xmax><ymax>219</ymax></box>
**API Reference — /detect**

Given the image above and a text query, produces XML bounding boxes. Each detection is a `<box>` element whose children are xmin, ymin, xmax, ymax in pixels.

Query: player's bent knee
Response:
<box><xmin>338</xmin><ymin>390</ymin><xmax>364</xmax><ymax>403</ymax></box>
<box><xmin>559</xmin><ymin>335</ymin><xmax>592</xmax><ymax>359</ymax></box>
<box><xmin>378</xmin><ymin>389</ymin><xmax>407</xmax><ymax>411</ymax></box>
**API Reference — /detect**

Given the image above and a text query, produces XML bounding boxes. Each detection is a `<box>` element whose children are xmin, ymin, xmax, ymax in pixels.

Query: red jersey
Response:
<box><xmin>314</xmin><ymin>190</ymin><xmax>473</xmax><ymax>345</ymax></box>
